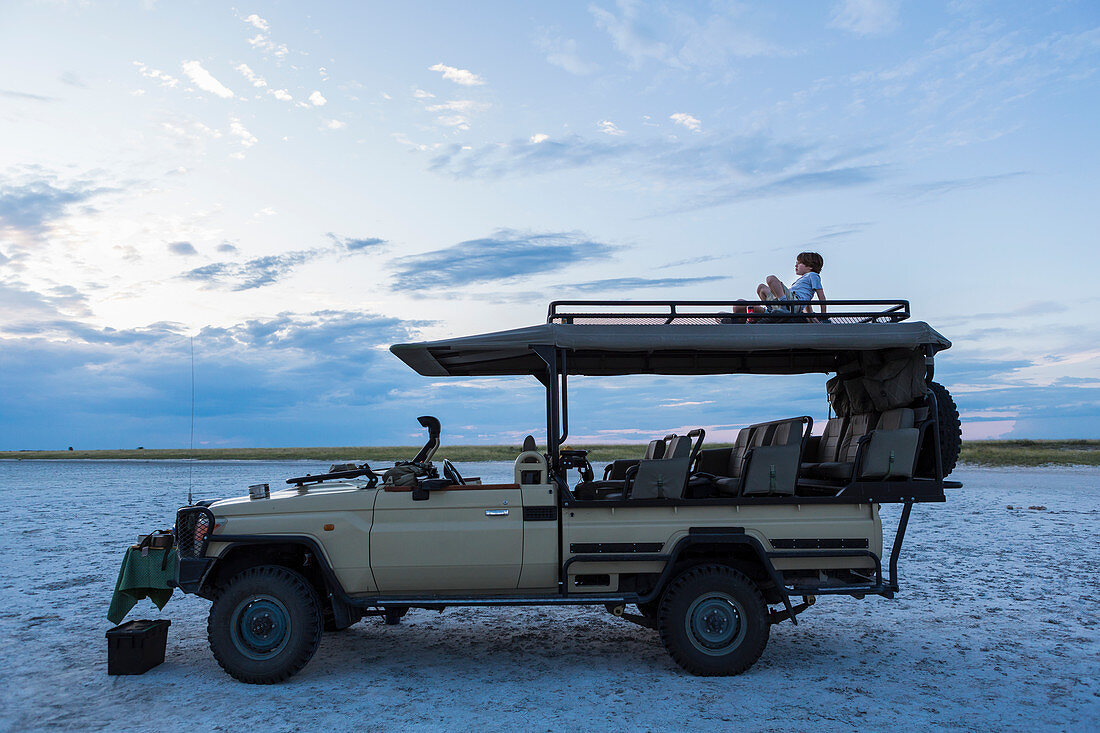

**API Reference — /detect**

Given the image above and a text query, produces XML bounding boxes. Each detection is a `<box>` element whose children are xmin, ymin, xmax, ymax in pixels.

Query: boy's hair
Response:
<box><xmin>797</xmin><ymin>251</ymin><xmax>823</xmax><ymax>273</ymax></box>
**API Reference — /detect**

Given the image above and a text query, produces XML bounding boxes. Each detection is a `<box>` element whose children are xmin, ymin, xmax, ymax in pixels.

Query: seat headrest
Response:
<box><xmin>879</xmin><ymin>408</ymin><xmax>914</xmax><ymax>430</ymax></box>
<box><xmin>645</xmin><ymin>439</ymin><xmax>666</xmax><ymax>460</ymax></box>
<box><xmin>751</xmin><ymin>425</ymin><xmax>772</xmax><ymax>447</ymax></box>
<box><xmin>774</xmin><ymin>421</ymin><xmax>803</xmax><ymax>445</ymax></box>
<box><xmin>665</xmin><ymin>436</ymin><xmax>692</xmax><ymax>459</ymax></box>
<box><xmin>522</xmin><ymin>435</ymin><xmax>537</xmax><ymax>452</ymax></box>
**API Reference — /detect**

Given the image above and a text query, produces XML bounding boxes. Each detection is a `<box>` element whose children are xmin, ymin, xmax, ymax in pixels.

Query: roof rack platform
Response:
<box><xmin>547</xmin><ymin>299</ymin><xmax>910</xmax><ymax>325</ymax></box>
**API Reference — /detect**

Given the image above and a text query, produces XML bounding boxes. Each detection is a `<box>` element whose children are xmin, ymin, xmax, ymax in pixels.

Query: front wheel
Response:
<box><xmin>208</xmin><ymin>565</ymin><xmax>323</xmax><ymax>684</ymax></box>
<box><xmin>658</xmin><ymin>564</ymin><xmax>769</xmax><ymax>676</ymax></box>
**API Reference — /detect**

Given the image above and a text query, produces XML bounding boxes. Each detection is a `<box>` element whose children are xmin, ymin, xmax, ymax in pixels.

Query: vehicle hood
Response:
<box><xmin>208</xmin><ymin>482</ymin><xmax>373</xmax><ymax>516</ymax></box>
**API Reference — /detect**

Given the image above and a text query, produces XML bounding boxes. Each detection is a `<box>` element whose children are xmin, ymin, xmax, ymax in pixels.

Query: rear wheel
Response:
<box><xmin>208</xmin><ymin>565</ymin><xmax>322</xmax><ymax>684</ymax></box>
<box><xmin>658</xmin><ymin>565</ymin><xmax>769</xmax><ymax>676</ymax></box>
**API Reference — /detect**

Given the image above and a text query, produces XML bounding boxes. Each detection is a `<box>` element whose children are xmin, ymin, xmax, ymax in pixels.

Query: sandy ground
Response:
<box><xmin>1</xmin><ymin>460</ymin><xmax>1097</xmax><ymax>732</ymax></box>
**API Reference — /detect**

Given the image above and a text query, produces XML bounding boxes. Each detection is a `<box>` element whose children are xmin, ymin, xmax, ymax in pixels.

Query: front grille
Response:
<box><xmin>175</xmin><ymin>507</ymin><xmax>215</xmax><ymax>558</ymax></box>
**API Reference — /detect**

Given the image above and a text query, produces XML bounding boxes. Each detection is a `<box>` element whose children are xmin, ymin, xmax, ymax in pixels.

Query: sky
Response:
<box><xmin>1</xmin><ymin>0</ymin><xmax>1098</xmax><ymax>450</ymax></box>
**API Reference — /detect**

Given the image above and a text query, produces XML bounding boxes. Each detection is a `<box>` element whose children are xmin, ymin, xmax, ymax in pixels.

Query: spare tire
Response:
<box><xmin>927</xmin><ymin>381</ymin><xmax>962</xmax><ymax>477</ymax></box>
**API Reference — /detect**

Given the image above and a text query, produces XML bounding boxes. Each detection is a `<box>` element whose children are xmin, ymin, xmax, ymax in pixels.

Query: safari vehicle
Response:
<box><xmin>171</xmin><ymin>299</ymin><xmax>961</xmax><ymax>683</ymax></box>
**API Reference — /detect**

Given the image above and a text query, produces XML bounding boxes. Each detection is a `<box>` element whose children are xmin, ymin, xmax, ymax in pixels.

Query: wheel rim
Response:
<box><xmin>230</xmin><ymin>594</ymin><xmax>292</xmax><ymax>660</ymax></box>
<box><xmin>684</xmin><ymin>592</ymin><xmax>747</xmax><ymax>656</ymax></box>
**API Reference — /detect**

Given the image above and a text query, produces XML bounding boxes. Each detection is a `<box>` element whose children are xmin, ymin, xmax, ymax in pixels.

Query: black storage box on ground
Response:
<box><xmin>106</xmin><ymin>619</ymin><xmax>170</xmax><ymax>675</ymax></box>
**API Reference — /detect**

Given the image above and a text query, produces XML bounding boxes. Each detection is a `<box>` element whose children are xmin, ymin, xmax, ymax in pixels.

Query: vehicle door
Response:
<box><xmin>369</xmin><ymin>483</ymin><xmax>523</xmax><ymax>593</ymax></box>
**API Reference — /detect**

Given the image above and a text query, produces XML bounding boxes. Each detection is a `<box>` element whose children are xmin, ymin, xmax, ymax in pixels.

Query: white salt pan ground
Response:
<box><xmin>1</xmin><ymin>461</ymin><xmax>1097</xmax><ymax>731</ymax></box>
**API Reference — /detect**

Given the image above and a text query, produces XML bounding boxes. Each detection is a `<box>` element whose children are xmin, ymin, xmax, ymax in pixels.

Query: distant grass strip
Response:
<box><xmin>2</xmin><ymin>440</ymin><xmax>1097</xmax><ymax>467</ymax></box>
<box><xmin>959</xmin><ymin>440</ymin><xmax>1100</xmax><ymax>467</ymax></box>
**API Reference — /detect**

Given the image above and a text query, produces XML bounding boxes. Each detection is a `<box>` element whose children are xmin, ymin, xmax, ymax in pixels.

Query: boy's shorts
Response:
<box><xmin>765</xmin><ymin>284</ymin><xmax>809</xmax><ymax>313</ymax></box>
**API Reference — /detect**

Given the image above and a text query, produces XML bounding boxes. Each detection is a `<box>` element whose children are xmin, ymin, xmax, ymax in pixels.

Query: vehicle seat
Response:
<box><xmin>522</xmin><ymin>435</ymin><xmax>537</xmax><ymax>452</ymax></box>
<box><xmin>806</xmin><ymin>413</ymin><xmax>878</xmax><ymax>481</ymax></box>
<box><xmin>603</xmin><ymin>438</ymin><xmax>666</xmax><ymax>481</ymax></box>
<box><xmin>711</xmin><ymin>426</ymin><xmax>760</xmax><ymax>496</ymax></box>
<box><xmin>801</xmin><ymin>416</ymin><xmax>846</xmax><ymax>473</ymax></box>
<box><xmin>741</xmin><ymin>419</ymin><xmax>805</xmax><ymax>496</ymax></box>
<box><xmin>629</xmin><ymin>434</ymin><xmax>695</xmax><ymax>499</ymax></box>
<box><xmin>573</xmin><ymin>435</ymin><xmax>671</xmax><ymax>500</ymax></box>
<box><xmin>858</xmin><ymin>408</ymin><xmax>920</xmax><ymax>479</ymax></box>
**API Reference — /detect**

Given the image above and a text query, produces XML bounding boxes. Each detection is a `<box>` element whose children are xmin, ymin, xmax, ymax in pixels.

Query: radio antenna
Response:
<box><xmin>188</xmin><ymin>336</ymin><xmax>195</xmax><ymax>506</ymax></box>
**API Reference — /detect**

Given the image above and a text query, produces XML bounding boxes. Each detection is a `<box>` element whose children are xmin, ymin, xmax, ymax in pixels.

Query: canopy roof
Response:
<box><xmin>390</xmin><ymin>322</ymin><xmax>951</xmax><ymax>377</ymax></box>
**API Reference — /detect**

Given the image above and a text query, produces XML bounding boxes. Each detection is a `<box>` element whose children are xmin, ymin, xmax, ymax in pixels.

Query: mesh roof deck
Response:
<box><xmin>390</xmin><ymin>322</ymin><xmax>952</xmax><ymax>377</ymax></box>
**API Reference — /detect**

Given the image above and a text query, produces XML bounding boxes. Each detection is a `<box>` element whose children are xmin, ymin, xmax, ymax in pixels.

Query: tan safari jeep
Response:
<box><xmin>171</xmin><ymin>299</ymin><xmax>961</xmax><ymax>683</ymax></box>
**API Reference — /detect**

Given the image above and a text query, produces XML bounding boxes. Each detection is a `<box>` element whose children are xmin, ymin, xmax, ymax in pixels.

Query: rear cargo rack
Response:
<box><xmin>548</xmin><ymin>299</ymin><xmax>910</xmax><ymax>325</ymax></box>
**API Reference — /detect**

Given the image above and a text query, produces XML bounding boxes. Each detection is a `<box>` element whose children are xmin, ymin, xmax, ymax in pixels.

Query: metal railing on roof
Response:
<box><xmin>547</xmin><ymin>300</ymin><xmax>910</xmax><ymax>325</ymax></box>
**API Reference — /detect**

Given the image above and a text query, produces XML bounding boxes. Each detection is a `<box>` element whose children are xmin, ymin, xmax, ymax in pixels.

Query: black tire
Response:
<box><xmin>929</xmin><ymin>381</ymin><xmax>961</xmax><ymax>477</ymax></box>
<box><xmin>383</xmin><ymin>606</ymin><xmax>409</xmax><ymax>625</ymax></box>
<box><xmin>658</xmin><ymin>564</ymin><xmax>769</xmax><ymax>676</ymax></box>
<box><xmin>208</xmin><ymin>565</ymin><xmax>323</xmax><ymax>684</ymax></box>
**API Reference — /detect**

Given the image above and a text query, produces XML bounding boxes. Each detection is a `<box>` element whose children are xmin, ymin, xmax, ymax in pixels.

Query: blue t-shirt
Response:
<box><xmin>789</xmin><ymin>272</ymin><xmax>822</xmax><ymax>301</ymax></box>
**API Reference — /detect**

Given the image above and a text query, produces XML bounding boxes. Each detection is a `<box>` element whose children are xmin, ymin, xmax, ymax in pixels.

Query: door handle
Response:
<box><xmin>485</xmin><ymin>509</ymin><xmax>509</xmax><ymax>516</ymax></box>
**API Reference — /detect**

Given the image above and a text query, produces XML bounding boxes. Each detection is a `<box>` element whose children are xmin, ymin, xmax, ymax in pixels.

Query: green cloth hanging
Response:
<box><xmin>107</xmin><ymin>546</ymin><xmax>178</xmax><ymax>625</ymax></box>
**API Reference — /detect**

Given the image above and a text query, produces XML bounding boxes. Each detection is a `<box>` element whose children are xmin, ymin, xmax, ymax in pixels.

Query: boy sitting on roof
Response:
<box><xmin>733</xmin><ymin>251</ymin><xmax>827</xmax><ymax>318</ymax></box>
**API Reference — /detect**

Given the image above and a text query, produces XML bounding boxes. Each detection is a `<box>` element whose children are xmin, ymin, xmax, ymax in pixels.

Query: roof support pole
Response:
<box><xmin>532</xmin><ymin>345</ymin><xmax>565</xmax><ymax>479</ymax></box>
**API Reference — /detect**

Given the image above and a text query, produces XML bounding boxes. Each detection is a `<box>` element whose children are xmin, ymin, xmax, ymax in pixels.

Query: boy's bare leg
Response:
<box><xmin>732</xmin><ymin>300</ymin><xmax>748</xmax><ymax>313</ymax></box>
<box><xmin>756</xmin><ymin>283</ymin><xmax>772</xmax><ymax>301</ymax></box>
<box><xmin>765</xmin><ymin>275</ymin><xmax>786</xmax><ymax>298</ymax></box>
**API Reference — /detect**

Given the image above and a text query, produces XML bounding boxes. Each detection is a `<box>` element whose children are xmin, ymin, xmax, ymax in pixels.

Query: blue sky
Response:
<box><xmin>1</xmin><ymin>0</ymin><xmax>1097</xmax><ymax>449</ymax></box>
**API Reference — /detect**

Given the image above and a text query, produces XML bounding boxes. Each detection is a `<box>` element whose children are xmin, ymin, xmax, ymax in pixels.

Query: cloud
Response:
<box><xmin>424</xmin><ymin>99</ymin><xmax>490</xmax><ymax>130</ymax></box>
<box><xmin>0</xmin><ymin>280</ymin><xmax>89</xmax><ymax>325</ymax></box>
<box><xmin>59</xmin><ymin>72</ymin><xmax>86</xmax><ymax>88</ymax></box>
<box><xmin>590</xmin><ymin>0</ymin><xmax>670</xmax><ymax>69</ymax></box>
<box><xmin>425</xmin><ymin>131</ymin><xmax>880</xmax><ymax>212</ymax></box>
<box><xmin>429</xmin><ymin>63</ymin><xmax>486</xmax><ymax>86</ymax></box>
<box><xmin>597</xmin><ymin>120</ymin><xmax>625</xmax><ymax>136</ymax></box>
<box><xmin>530</xmin><ymin>133</ymin><xmax>549</xmax><ymax>144</ymax></box>
<box><xmin>229</xmin><ymin>117</ymin><xmax>258</xmax><ymax>147</ymax></box>
<box><xmin>247</xmin><ymin>34</ymin><xmax>289</xmax><ymax>58</ymax></box>
<box><xmin>0</xmin><ymin>174</ymin><xmax>114</xmax><ymax>234</ymax></box>
<box><xmin>590</xmin><ymin>1</ymin><xmax>790</xmax><ymax>71</ymax></box>
<box><xmin>388</xmin><ymin>230</ymin><xmax>616</xmax><ymax>289</ymax></box>
<box><xmin>658</xmin><ymin>254</ymin><xmax>731</xmax><ymax>269</ymax></box>
<box><xmin>181</xmin><ymin>250</ymin><xmax>322</xmax><ymax>290</ymax></box>
<box><xmin>181</xmin><ymin>234</ymin><xmax>383</xmax><ymax>290</ymax></box>
<box><xmin>670</xmin><ymin>112</ymin><xmax>701</xmax><ymax>131</ymax></box>
<box><xmin>271</xmin><ymin>89</ymin><xmax>292</xmax><ymax>101</ymax></box>
<box><xmin>308</xmin><ymin>90</ymin><xmax>327</xmax><ymax>106</ymax></box>
<box><xmin>828</xmin><ymin>0</ymin><xmax>900</xmax><ymax>37</ymax></box>
<box><xmin>181</xmin><ymin>61</ymin><xmax>235</xmax><ymax>98</ymax></box>
<box><xmin>167</xmin><ymin>241</ymin><xmax>197</xmax><ymax>256</ymax></box>
<box><xmin>677</xmin><ymin>165</ymin><xmax>883</xmax><ymax>212</ymax></box>
<box><xmin>326</xmin><ymin>233</ymin><xmax>387</xmax><ymax>252</ymax></box>
<box><xmin>0</xmin><ymin>309</ymin><xmax>432</xmax><ymax>449</ymax></box>
<box><xmin>536</xmin><ymin>30</ymin><xmax>598</xmax><ymax>75</ymax></box>
<box><xmin>244</xmin><ymin>13</ymin><xmax>269</xmax><ymax>31</ymax></box>
<box><xmin>810</xmin><ymin>222</ymin><xmax>872</xmax><ymax>241</ymax></box>
<box><xmin>0</xmin><ymin>89</ymin><xmax>56</xmax><ymax>102</ymax></box>
<box><xmin>236</xmin><ymin>63</ymin><xmax>267</xmax><ymax>88</ymax></box>
<box><xmin>325</xmin><ymin>119</ymin><xmax>346</xmax><ymax>130</ymax></box>
<box><xmin>133</xmin><ymin>61</ymin><xmax>179</xmax><ymax>88</ymax></box>
<box><xmin>413</xmin><ymin>89</ymin><xmax>435</xmax><ymax>99</ymax></box>
<box><xmin>898</xmin><ymin>172</ymin><xmax>1028</xmax><ymax>199</ymax></box>
<box><xmin>563</xmin><ymin>275</ymin><xmax>727</xmax><ymax>292</ymax></box>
